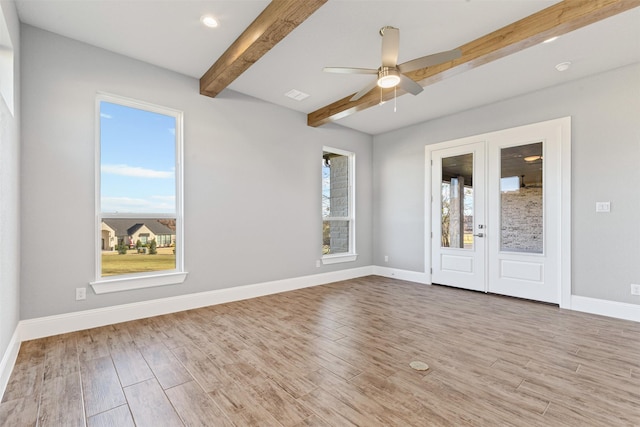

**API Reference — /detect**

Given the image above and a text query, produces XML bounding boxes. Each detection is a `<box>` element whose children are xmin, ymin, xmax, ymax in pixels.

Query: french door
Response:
<box><xmin>429</xmin><ymin>119</ymin><xmax>568</xmax><ymax>304</ymax></box>
<box><xmin>430</xmin><ymin>142</ymin><xmax>486</xmax><ymax>292</ymax></box>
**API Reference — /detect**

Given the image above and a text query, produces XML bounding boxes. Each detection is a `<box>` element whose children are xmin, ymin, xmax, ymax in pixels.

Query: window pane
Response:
<box><xmin>323</xmin><ymin>220</ymin><xmax>350</xmax><ymax>254</ymax></box>
<box><xmin>101</xmin><ymin>217</ymin><xmax>176</xmax><ymax>276</ymax></box>
<box><xmin>322</xmin><ymin>152</ymin><xmax>349</xmax><ymax>218</ymax></box>
<box><xmin>500</xmin><ymin>142</ymin><xmax>543</xmax><ymax>253</ymax></box>
<box><xmin>100</xmin><ymin>101</ymin><xmax>176</xmax><ymax>215</ymax></box>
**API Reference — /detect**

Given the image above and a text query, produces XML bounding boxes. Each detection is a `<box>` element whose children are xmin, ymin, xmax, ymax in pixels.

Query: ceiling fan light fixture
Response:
<box><xmin>377</xmin><ymin>67</ymin><xmax>401</xmax><ymax>88</ymax></box>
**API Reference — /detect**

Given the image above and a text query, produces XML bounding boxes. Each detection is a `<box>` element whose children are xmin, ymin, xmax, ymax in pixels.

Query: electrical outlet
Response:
<box><xmin>315</xmin><ymin>260</ymin><xmax>321</xmax><ymax>268</ymax></box>
<box><xmin>384</xmin><ymin>255</ymin><xmax>389</xmax><ymax>262</ymax></box>
<box><xmin>631</xmin><ymin>284</ymin><xmax>640</xmax><ymax>296</ymax></box>
<box><xmin>75</xmin><ymin>287</ymin><xmax>86</xmax><ymax>301</ymax></box>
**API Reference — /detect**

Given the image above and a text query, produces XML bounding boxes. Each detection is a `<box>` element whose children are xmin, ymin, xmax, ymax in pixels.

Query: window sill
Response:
<box><xmin>322</xmin><ymin>253</ymin><xmax>358</xmax><ymax>265</ymax></box>
<box><xmin>90</xmin><ymin>271</ymin><xmax>188</xmax><ymax>294</ymax></box>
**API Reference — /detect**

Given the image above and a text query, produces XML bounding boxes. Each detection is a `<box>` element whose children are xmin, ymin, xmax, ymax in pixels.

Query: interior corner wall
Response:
<box><xmin>0</xmin><ymin>0</ymin><xmax>20</xmax><ymax>359</ymax></box>
<box><xmin>19</xmin><ymin>24</ymin><xmax>373</xmax><ymax>320</ymax></box>
<box><xmin>373</xmin><ymin>62</ymin><xmax>640</xmax><ymax>305</ymax></box>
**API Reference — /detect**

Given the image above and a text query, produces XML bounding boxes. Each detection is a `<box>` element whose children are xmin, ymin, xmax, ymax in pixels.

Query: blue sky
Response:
<box><xmin>100</xmin><ymin>101</ymin><xmax>176</xmax><ymax>214</ymax></box>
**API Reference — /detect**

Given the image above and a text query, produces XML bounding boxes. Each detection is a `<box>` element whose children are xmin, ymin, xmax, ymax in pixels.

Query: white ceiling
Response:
<box><xmin>14</xmin><ymin>0</ymin><xmax>640</xmax><ymax>135</ymax></box>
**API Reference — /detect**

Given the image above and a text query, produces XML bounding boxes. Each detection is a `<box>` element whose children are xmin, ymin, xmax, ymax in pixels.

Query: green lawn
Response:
<box><xmin>102</xmin><ymin>249</ymin><xmax>175</xmax><ymax>276</ymax></box>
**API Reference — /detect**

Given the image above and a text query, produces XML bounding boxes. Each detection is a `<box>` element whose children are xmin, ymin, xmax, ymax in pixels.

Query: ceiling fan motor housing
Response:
<box><xmin>379</xmin><ymin>25</ymin><xmax>398</xmax><ymax>36</ymax></box>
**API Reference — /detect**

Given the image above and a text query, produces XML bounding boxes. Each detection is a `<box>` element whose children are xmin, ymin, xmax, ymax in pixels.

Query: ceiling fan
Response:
<box><xmin>324</xmin><ymin>26</ymin><xmax>462</xmax><ymax>102</ymax></box>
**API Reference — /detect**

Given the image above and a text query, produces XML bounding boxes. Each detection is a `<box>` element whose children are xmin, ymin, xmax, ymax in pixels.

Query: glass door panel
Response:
<box><xmin>440</xmin><ymin>153</ymin><xmax>474</xmax><ymax>250</ymax></box>
<box><xmin>499</xmin><ymin>142</ymin><xmax>543</xmax><ymax>254</ymax></box>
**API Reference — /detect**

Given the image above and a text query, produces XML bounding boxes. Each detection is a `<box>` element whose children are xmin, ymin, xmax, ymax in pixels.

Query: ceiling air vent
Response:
<box><xmin>284</xmin><ymin>89</ymin><xmax>310</xmax><ymax>101</ymax></box>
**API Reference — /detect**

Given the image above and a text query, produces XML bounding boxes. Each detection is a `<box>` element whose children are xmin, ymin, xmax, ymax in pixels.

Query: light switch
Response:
<box><xmin>595</xmin><ymin>202</ymin><xmax>610</xmax><ymax>213</ymax></box>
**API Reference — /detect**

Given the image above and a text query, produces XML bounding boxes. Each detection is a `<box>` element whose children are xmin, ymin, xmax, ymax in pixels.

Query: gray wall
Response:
<box><xmin>20</xmin><ymin>25</ymin><xmax>373</xmax><ymax>319</ymax></box>
<box><xmin>373</xmin><ymin>62</ymin><xmax>640</xmax><ymax>305</ymax></box>
<box><xmin>0</xmin><ymin>0</ymin><xmax>20</xmax><ymax>358</ymax></box>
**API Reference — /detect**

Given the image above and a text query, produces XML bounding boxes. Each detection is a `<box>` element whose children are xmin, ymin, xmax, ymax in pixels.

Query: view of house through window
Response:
<box><xmin>322</xmin><ymin>148</ymin><xmax>355</xmax><ymax>257</ymax></box>
<box><xmin>98</xmin><ymin>96</ymin><xmax>181</xmax><ymax>278</ymax></box>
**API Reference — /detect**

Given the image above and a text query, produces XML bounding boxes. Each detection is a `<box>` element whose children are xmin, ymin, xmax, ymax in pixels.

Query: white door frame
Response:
<box><xmin>425</xmin><ymin>117</ymin><xmax>572</xmax><ymax>308</ymax></box>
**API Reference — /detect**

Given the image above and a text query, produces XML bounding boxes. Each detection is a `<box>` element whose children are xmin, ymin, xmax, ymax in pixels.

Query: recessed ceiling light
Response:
<box><xmin>284</xmin><ymin>89</ymin><xmax>310</xmax><ymax>101</ymax></box>
<box><xmin>524</xmin><ymin>155</ymin><xmax>542</xmax><ymax>162</ymax></box>
<box><xmin>555</xmin><ymin>61</ymin><xmax>571</xmax><ymax>72</ymax></box>
<box><xmin>200</xmin><ymin>15</ymin><xmax>218</xmax><ymax>28</ymax></box>
<box><xmin>543</xmin><ymin>36</ymin><xmax>558</xmax><ymax>44</ymax></box>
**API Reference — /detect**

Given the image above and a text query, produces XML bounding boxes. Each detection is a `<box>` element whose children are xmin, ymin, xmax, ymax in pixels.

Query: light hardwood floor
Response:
<box><xmin>2</xmin><ymin>276</ymin><xmax>640</xmax><ymax>426</ymax></box>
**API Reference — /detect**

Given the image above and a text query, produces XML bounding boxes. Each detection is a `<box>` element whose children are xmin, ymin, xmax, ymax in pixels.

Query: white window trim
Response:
<box><xmin>322</xmin><ymin>253</ymin><xmax>358</xmax><ymax>265</ymax></box>
<box><xmin>322</xmin><ymin>146</ymin><xmax>357</xmax><ymax>265</ymax></box>
<box><xmin>91</xmin><ymin>93</ymin><xmax>187</xmax><ymax>293</ymax></box>
<box><xmin>0</xmin><ymin>7</ymin><xmax>15</xmax><ymax>116</ymax></box>
<box><xmin>90</xmin><ymin>272</ymin><xmax>188</xmax><ymax>294</ymax></box>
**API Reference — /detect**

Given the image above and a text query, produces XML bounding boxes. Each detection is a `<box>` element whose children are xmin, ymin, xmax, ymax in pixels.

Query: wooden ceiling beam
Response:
<box><xmin>308</xmin><ymin>0</ymin><xmax>640</xmax><ymax>128</ymax></box>
<box><xmin>200</xmin><ymin>0</ymin><xmax>327</xmax><ymax>98</ymax></box>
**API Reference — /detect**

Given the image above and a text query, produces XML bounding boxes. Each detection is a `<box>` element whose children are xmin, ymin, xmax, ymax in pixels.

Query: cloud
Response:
<box><xmin>101</xmin><ymin>196</ymin><xmax>175</xmax><ymax>213</ymax></box>
<box><xmin>100</xmin><ymin>113</ymin><xmax>113</xmax><ymax>119</ymax></box>
<box><xmin>102</xmin><ymin>197</ymin><xmax>149</xmax><ymax>207</ymax></box>
<box><xmin>151</xmin><ymin>195</ymin><xmax>176</xmax><ymax>202</ymax></box>
<box><xmin>102</xmin><ymin>164</ymin><xmax>174</xmax><ymax>179</ymax></box>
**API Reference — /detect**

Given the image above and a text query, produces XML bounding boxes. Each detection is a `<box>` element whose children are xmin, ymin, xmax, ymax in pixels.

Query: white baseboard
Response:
<box><xmin>0</xmin><ymin>328</ymin><xmax>21</xmax><ymax>400</ymax></box>
<box><xmin>4</xmin><ymin>267</ymin><xmax>638</xmax><ymax>399</ymax></box>
<box><xmin>19</xmin><ymin>266</ymin><xmax>374</xmax><ymax>341</ymax></box>
<box><xmin>570</xmin><ymin>295</ymin><xmax>640</xmax><ymax>323</ymax></box>
<box><xmin>372</xmin><ymin>266</ymin><xmax>430</xmax><ymax>284</ymax></box>
<box><xmin>372</xmin><ymin>266</ymin><xmax>640</xmax><ymax>323</ymax></box>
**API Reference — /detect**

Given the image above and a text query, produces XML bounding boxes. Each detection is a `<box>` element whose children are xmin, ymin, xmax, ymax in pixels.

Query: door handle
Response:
<box><xmin>473</xmin><ymin>233</ymin><xmax>484</xmax><ymax>238</ymax></box>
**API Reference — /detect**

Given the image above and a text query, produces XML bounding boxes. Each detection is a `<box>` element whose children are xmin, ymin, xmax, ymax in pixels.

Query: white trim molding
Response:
<box><xmin>0</xmin><ymin>328</ymin><xmax>21</xmax><ymax>399</ymax></box>
<box><xmin>20</xmin><ymin>266</ymin><xmax>374</xmax><ymax>341</ymax></box>
<box><xmin>570</xmin><ymin>295</ymin><xmax>640</xmax><ymax>323</ymax></box>
<box><xmin>322</xmin><ymin>254</ymin><xmax>358</xmax><ymax>265</ymax></box>
<box><xmin>90</xmin><ymin>272</ymin><xmax>188</xmax><ymax>294</ymax></box>
<box><xmin>373</xmin><ymin>266</ymin><xmax>431</xmax><ymax>284</ymax></box>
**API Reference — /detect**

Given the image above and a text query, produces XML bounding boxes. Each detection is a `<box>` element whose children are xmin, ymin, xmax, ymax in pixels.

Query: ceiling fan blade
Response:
<box><xmin>350</xmin><ymin>79</ymin><xmax>379</xmax><ymax>102</ymax></box>
<box><xmin>323</xmin><ymin>67</ymin><xmax>378</xmax><ymax>75</ymax></box>
<box><xmin>398</xmin><ymin>74</ymin><xmax>423</xmax><ymax>96</ymax></box>
<box><xmin>381</xmin><ymin>26</ymin><xmax>399</xmax><ymax>67</ymax></box>
<box><xmin>398</xmin><ymin>48</ymin><xmax>462</xmax><ymax>73</ymax></box>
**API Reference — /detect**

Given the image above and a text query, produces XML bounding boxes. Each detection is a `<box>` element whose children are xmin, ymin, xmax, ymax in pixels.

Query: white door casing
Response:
<box><xmin>426</xmin><ymin>117</ymin><xmax>571</xmax><ymax>305</ymax></box>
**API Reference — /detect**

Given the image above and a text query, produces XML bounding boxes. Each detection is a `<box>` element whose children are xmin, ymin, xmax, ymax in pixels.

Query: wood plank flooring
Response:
<box><xmin>2</xmin><ymin>276</ymin><xmax>640</xmax><ymax>426</ymax></box>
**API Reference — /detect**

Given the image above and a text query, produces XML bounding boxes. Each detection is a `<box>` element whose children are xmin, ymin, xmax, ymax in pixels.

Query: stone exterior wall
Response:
<box><xmin>501</xmin><ymin>187</ymin><xmax>543</xmax><ymax>253</ymax></box>
<box><xmin>329</xmin><ymin>155</ymin><xmax>349</xmax><ymax>253</ymax></box>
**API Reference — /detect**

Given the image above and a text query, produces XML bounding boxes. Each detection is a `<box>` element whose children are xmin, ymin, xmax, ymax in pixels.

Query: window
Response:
<box><xmin>322</xmin><ymin>147</ymin><xmax>357</xmax><ymax>264</ymax></box>
<box><xmin>91</xmin><ymin>94</ymin><xmax>186</xmax><ymax>293</ymax></box>
<box><xmin>0</xmin><ymin>6</ymin><xmax>15</xmax><ymax>116</ymax></box>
